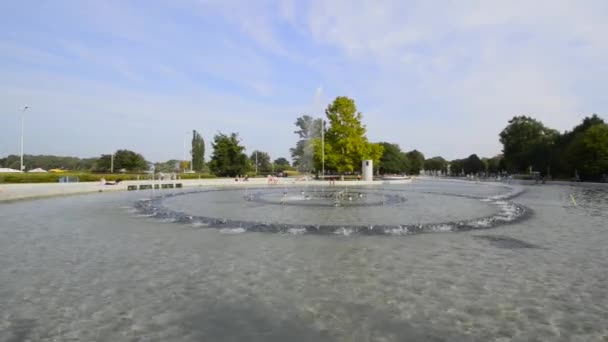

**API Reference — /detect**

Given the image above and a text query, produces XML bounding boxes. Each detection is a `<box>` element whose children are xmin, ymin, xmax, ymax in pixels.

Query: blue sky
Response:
<box><xmin>1</xmin><ymin>0</ymin><xmax>607</xmax><ymax>162</ymax></box>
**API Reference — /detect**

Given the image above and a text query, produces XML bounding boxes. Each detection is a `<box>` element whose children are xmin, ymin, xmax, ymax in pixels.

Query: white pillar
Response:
<box><xmin>362</xmin><ymin>160</ymin><xmax>373</xmax><ymax>181</ymax></box>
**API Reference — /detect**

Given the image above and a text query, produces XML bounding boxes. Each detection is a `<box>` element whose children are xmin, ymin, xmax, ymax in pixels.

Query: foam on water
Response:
<box><xmin>218</xmin><ymin>227</ymin><xmax>246</xmax><ymax>234</ymax></box>
<box><xmin>428</xmin><ymin>224</ymin><xmax>454</xmax><ymax>232</ymax></box>
<box><xmin>334</xmin><ymin>227</ymin><xmax>355</xmax><ymax>236</ymax></box>
<box><xmin>286</xmin><ymin>227</ymin><xmax>307</xmax><ymax>235</ymax></box>
<box><xmin>189</xmin><ymin>221</ymin><xmax>209</xmax><ymax>228</ymax></box>
<box><xmin>383</xmin><ymin>226</ymin><xmax>410</xmax><ymax>235</ymax></box>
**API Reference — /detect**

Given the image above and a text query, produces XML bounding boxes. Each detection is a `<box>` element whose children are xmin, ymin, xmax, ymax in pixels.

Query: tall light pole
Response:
<box><xmin>321</xmin><ymin>119</ymin><xmax>325</xmax><ymax>180</ymax></box>
<box><xmin>19</xmin><ymin>106</ymin><xmax>29</xmax><ymax>173</ymax></box>
<box><xmin>183</xmin><ymin>132</ymin><xmax>189</xmax><ymax>173</ymax></box>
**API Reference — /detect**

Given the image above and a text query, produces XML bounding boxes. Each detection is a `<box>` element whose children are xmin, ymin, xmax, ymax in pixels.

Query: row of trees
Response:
<box><xmin>206</xmin><ymin>132</ymin><xmax>293</xmax><ymax>177</ymax></box>
<box><xmin>5</xmin><ymin>102</ymin><xmax>605</xmax><ymax>180</ymax></box>
<box><xmin>0</xmin><ymin>155</ymin><xmax>98</xmax><ymax>171</ymax></box>
<box><xmin>499</xmin><ymin>115</ymin><xmax>608</xmax><ymax>180</ymax></box>
<box><xmin>1</xmin><ymin>129</ymin><xmax>292</xmax><ymax>176</ymax></box>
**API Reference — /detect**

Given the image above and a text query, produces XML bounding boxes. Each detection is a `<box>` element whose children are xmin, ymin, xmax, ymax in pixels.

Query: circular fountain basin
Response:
<box><xmin>137</xmin><ymin>184</ymin><xmax>529</xmax><ymax>235</ymax></box>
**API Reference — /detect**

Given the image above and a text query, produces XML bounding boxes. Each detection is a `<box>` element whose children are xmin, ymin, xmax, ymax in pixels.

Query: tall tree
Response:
<box><xmin>378</xmin><ymin>142</ymin><xmax>409</xmax><ymax>174</ymax></box>
<box><xmin>499</xmin><ymin>116</ymin><xmax>558</xmax><ymax>173</ymax></box>
<box><xmin>564</xmin><ymin>124</ymin><xmax>608</xmax><ymax>180</ymax></box>
<box><xmin>290</xmin><ymin>115</ymin><xmax>323</xmax><ymax>172</ymax></box>
<box><xmin>273</xmin><ymin>157</ymin><xmax>291</xmax><ymax>172</ymax></box>
<box><xmin>450</xmin><ymin>159</ymin><xmax>465</xmax><ymax>176</ymax></box>
<box><xmin>249</xmin><ymin>150</ymin><xmax>272</xmax><ymax>173</ymax></box>
<box><xmin>191</xmin><ymin>130</ymin><xmax>205</xmax><ymax>172</ymax></box>
<box><xmin>273</xmin><ymin>157</ymin><xmax>290</xmax><ymax>167</ymax></box>
<box><xmin>95</xmin><ymin>149</ymin><xmax>147</xmax><ymax>172</ymax></box>
<box><xmin>208</xmin><ymin>132</ymin><xmax>249</xmax><ymax>177</ymax></box>
<box><xmin>405</xmin><ymin>150</ymin><xmax>425</xmax><ymax>175</ymax></box>
<box><xmin>482</xmin><ymin>155</ymin><xmax>503</xmax><ymax>174</ymax></box>
<box><xmin>552</xmin><ymin>114</ymin><xmax>606</xmax><ymax>177</ymax></box>
<box><xmin>423</xmin><ymin>156</ymin><xmax>448</xmax><ymax>173</ymax></box>
<box><xmin>319</xmin><ymin>96</ymin><xmax>384</xmax><ymax>178</ymax></box>
<box><xmin>463</xmin><ymin>154</ymin><xmax>485</xmax><ymax>175</ymax></box>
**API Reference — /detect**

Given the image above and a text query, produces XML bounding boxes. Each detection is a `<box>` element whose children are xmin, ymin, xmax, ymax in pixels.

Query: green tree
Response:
<box><xmin>377</xmin><ymin>142</ymin><xmax>409</xmax><ymax>174</ymax></box>
<box><xmin>191</xmin><ymin>130</ymin><xmax>205</xmax><ymax>172</ymax></box>
<box><xmin>320</xmin><ymin>96</ymin><xmax>384</xmax><ymax>179</ymax></box>
<box><xmin>405</xmin><ymin>150</ymin><xmax>425</xmax><ymax>175</ymax></box>
<box><xmin>552</xmin><ymin>114</ymin><xmax>606</xmax><ymax>177</ymax></box>
<box><xmin>208</xmin><ymin>132</ymin><xmax>249</xmax><ymax>177</ymax></box>
<box><xmin>463</xmin><ymin>154</ymin><xmax>485</xmax><ymax>175</ymax></box>
<box><xmin>450</xmin><ymin>158</ymin><xmax>465</xmax><ymax>176</ymax></box>
<box><xmin>273</xmin><ymin>157</ymin><xmax>291</xmax><ymax>172</ymax></box>
<box><xmin>482</xmin><ymin>155</ymin><xmax>503</xmax><ymax>175</ymax></box>
<box><xmin>274</xmin><ymin>157</ymin><xmax>290</xmax><ymax>167</ymax></box>
<box><xmin>95</xmin><ymin>149</ymin><xmax>148</xmax><ymax>172</ymax></box>
<box><xmin>290</xmin><ymin>115</ymin><xmax>323</xmax><ymax>172</ymax></box>
<box><xmin>423</xmin><ymin>156</ymin><xmax>448</xmax><ymax>173</ymax></box>
<box><xmin>565</xmin><ymin>124</ymin><xmax>608</xmax><ymax>180</ymax></box>
<box><xmin>249</xmin><ymin>150</ymin><xmax>272</xmax><ymax>173</ymax></box>
<box><xmin>499</xmin><ymin>116</ymin><xmax>558</xmax><ymax>173</ymax></box>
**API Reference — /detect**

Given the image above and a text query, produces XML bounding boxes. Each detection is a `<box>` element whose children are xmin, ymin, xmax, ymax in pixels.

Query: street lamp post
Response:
<box><xmin>321</xmin><ymin>119</ymin><xmax>325</xmax><ymax>180</ymax></box>
<box><xmin>19</xmin><ymin>106</ymin><xmax>29</xmax><ymax>173</ymax></box>
<box><xmin>183</xmin><ymin>132</ymin><xmax>189</xmax><ymax>173</ymax></box>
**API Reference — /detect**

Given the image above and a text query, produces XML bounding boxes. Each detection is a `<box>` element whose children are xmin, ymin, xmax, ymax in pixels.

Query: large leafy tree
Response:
<box><xmin>249</xmin><ymin>150</ymin><xmax>272</xmax><ymax>173</ymax></box>
<box><xmin>482</xmin><ymin>155</ymin><xmax>503</xmax><ymax>174</ymax></box>
<box><xmin>95</xmin><ymin>149</ymin><xmax>148</xmax><ymax>172</ymax></box>
<box><xmin>564</xmin><ymin>124</ymin><xmax>608</xmax><ymax>180</ymax></box>
<box><xmin>405</xmin><ymin>150</ymin><xmax>425</xmax><ymax>175</ymax></box>
<box><xmin>499</xmin><ymin>116</ymin><xmax>558</xmax><ymax>173</ymax></box>
<box><xmin>552</xmin><ymin>114</ymin><xmax>606</xmax><ymax>177</ymax></box>
<box><xmin>423</xmin><ymin>156</ymin><xmax>448</xmax><ymax>173</ymax></box>
<box><xmin>274</xmin><ymin>157</ymin><xmax>290</xmax><ymax>167</ymax></box>
<box><xmin>463</xmin><ymin>154</ymin><xmax>485</xmax><ymax>175</ymax></box>
<box><xmin>290</xmin><ymin>115</ymin><xmax>323</xmax><ymax>172</ymax></box>
<box><xmin>450</xmin><ymin>159</ymin><xmax>465</xmax><ymax>176</ymax></box>
<box><xmin>208</xmin><ymin>132</ymin><xmax>249</xmax><ymax>177</ymax></box>
<box><xmin>377</xmin><ymin>142</ymin><xmax>409</xmax><ymax>174</ymax></box>
<box><xmin>273</xmin><ymin>157</ymin><xmax>291</xmax><ymax>172</ymax></box>
<box><xmin>318</xmin><ymin>96</ymin><xmax>384</xmax><ymax>178</ymax></box>
<box><xmin>191</xmin><ymin>130</ymin><xmax>205</xmax><ymax>172</ymax></box>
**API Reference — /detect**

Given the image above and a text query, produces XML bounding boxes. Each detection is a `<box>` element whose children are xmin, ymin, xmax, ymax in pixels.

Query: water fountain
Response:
<box><xmin>134</xmin><ymin>179</ymin><xmax>530</xmax><ymax>235</ymax></box>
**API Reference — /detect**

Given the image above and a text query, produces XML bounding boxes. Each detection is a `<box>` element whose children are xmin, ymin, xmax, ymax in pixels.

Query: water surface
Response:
<box><xmin>1</xmin><ymin>180</ymin><xmax>607</xmax><ymax>341</ymax></box>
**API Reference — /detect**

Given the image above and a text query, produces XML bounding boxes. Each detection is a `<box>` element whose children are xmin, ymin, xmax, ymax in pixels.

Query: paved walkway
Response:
<box><xmin>0</xmin><ymin>178</ymin><xmax>412</xmax><ymax>202</ymax></box>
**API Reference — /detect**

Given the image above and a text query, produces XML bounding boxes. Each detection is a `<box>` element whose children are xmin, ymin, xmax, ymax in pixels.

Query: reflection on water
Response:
<box><xmin>0</xmin><ymin>180</ymin><xmax>607</xmax><ymax>341</ymax></box>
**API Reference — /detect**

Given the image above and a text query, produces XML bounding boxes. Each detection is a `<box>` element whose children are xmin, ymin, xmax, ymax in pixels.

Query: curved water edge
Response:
<box><xmin>133</xmin><ymin>184</ymin><xmax>531</xmax><ymax>236</ymax></box>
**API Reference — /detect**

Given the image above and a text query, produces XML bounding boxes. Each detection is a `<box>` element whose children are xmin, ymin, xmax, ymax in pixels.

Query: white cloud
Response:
<box><xmin>2</xmin><ymin>0</ymin><xmax>606</xmax><ymax>161</ymax></box>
